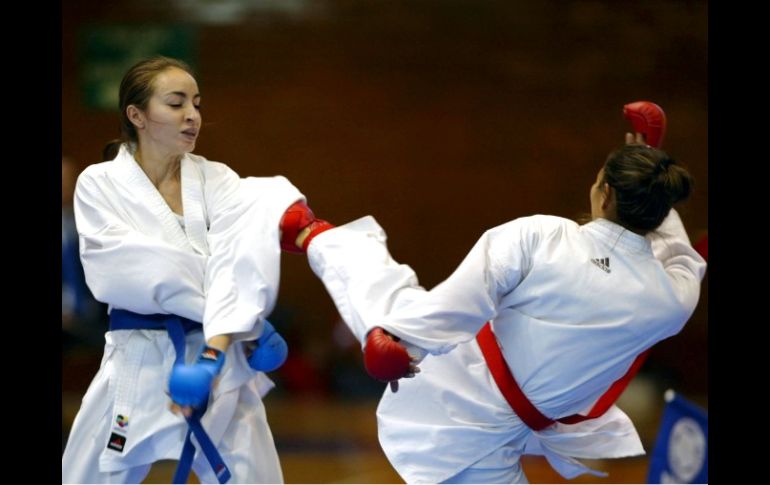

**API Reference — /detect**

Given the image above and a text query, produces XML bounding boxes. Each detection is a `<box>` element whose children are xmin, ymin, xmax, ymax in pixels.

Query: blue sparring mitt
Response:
<box><xmin>247</xmin><ymin>320</ymin><xmax>288</xmax><ymax>372</ymax></box>
<box><xmin>169</xmin><ymin>346</ymin><xmax>226</xmax><ymax>408</ymax></box>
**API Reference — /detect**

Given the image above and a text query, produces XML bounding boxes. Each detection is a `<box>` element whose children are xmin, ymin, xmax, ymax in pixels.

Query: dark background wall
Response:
<box><xmin>63</xmin><ymin>0</ymin><xmax>707</xmax><ymax>401</ymax></box>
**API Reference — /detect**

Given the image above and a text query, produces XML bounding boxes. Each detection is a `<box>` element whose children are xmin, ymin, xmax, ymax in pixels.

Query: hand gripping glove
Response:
<box><xmin>623</xmin><ymin>101</ymin><xmax>667</xmax><ymax>148</ymax></box>
<box><xmin>169</xmin><ymin>346</ymin><xmax>225</xmax><ymax>408</ymax></box>
<box><xmin>280</xmin><ymin>201</ymin><xmax>335</xmax><ymax>253</ymax></box>
<box><xmin>247</xmin><ymin>320</ymin><xmax>289</xmax><ymax>372</ymax></box>
<box><xmin>363</xmin><ymin>327</ymin><xmax>411</xmax><ymax>382</ymax></box>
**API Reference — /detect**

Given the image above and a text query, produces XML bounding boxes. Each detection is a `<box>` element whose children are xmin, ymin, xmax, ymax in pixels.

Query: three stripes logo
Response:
<box><xmin>591</xmin><ymin>257</ymin><xmax>611</xmax><ymax>273</ymax></box>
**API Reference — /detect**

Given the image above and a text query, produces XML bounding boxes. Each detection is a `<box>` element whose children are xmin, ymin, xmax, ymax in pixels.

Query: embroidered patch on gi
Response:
<box><xmin>107</xmin><ymin>432</ymin><xmax>127</xmax><ymax>452</ymax></box>
<box><xmin>115</xmin><ymin>414</ymin><xmax>129</xmax><ymax>428</ymax></box>
<box><xmin>591</xmin><ymin>257</ymin><xmax>611</xmax><ymax>273</ymax></box>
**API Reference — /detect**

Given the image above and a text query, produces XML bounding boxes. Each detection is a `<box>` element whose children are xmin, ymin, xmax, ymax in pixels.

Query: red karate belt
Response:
<box><xmin>476</xmin><ymin>322</ymin><xmax>650</xmax><ymax>431</ymax></box>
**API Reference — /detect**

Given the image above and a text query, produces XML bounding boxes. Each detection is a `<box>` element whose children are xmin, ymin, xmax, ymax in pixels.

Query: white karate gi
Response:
<box><xmin>62</xmin><ymin>144</ymin><xmax>303</xmax><ymax>484</ymax></box>
<box><xmin>307</xmin><ymin>209</ymin><xmax>706</xmax><ymax>483</ymax></box>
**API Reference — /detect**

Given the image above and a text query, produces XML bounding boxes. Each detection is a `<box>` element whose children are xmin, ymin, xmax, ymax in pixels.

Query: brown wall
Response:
<box><xmin>63</xmin><ymin>0</ymin><xmax>708</xmax><ymax>394</ymax></box>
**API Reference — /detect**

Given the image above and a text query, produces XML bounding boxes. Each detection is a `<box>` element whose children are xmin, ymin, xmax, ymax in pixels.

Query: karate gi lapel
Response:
<box><xmin>110</xmin><ymin>145</ymin><xmax>198</xmax><ymax>253</ymax></box>
<box><xmin>181</xmin><ymin>157</ymin><xmax>210</xmax><ymax>256</ymax></box>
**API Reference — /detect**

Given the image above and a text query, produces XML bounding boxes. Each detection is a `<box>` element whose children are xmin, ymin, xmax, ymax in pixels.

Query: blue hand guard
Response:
<box><xmin>169</xmin><ymin>346</ymin><xmax>226</xmax><ymax>408</ymax></box>
<box><xmin>248</xmin><ymin>321</ymin><xmax>288</xmax><ymax>372</ymax></box>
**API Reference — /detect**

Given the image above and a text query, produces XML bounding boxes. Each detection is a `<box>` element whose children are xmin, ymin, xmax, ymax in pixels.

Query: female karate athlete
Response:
<box><xmin>301</xmin><ymin>101</ymin><xmax>707</xmax><ymax>483</ymax></box>
<box><xmin>61</xmin><ymin>56</ymin><xmax>331</xmax><ymax>484</ymax></box>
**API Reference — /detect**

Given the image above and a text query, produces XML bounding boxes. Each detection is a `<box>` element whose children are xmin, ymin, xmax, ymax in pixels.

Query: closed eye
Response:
<box><xmin>167</xmin><ymin>103</ymin><xmax>200</xmax><ymax>110</ymax></box>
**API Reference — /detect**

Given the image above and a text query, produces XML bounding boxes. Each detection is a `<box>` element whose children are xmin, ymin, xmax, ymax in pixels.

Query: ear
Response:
<box><xmin>126</xmin><ymin>105</ymin><xmax>145</xmax><ymax>130</ymax></box>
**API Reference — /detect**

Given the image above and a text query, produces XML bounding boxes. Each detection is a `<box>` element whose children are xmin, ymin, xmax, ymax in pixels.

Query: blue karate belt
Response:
<box><xmin>110</xmin><ymin>309</ymin><xmax>232</xmax><ymax>484</ymax></box>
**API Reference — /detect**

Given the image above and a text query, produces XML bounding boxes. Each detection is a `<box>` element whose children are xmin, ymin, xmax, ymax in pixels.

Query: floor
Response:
<box><xmin>62</xmin><ymin>345</ymin><xmax>706</xmax><ymax>483</ymax></box>
<box><xmin>64</xmin><ymin>392</ymin><xmax>658</xmax><ymax>483</ymax></box>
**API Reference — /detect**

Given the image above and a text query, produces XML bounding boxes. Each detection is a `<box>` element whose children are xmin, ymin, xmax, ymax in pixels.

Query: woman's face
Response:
<box><xmin>136</xmin><ymin>67</ymin><xmax>201</xmax><ymax>156</ymax></box>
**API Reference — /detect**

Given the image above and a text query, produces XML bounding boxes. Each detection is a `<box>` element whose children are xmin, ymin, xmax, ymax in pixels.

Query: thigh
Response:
<box><xmin>63</xmin><ymin>435</ymin><xmax>151</xmax><ymax>485</ymax></box>
<box><xmin>62</xmin><ymin>365</ymin><xmax>113</xmax><ymax>483</ymax></box>
<box><xmin>193</xmin><ymin>381</ymin><xmax>283</xmax><ymax>484</ymax></box>
<box><xmin>62</xmin><ymin>393</ymin><xmax>152</xmax><ymax>484</ymax></box>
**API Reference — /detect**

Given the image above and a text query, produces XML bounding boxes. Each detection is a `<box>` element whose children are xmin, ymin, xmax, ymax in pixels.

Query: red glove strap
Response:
<box><xmin>301</xmin><ymin>220</ymin><xmax>335</xmax><ymax>252</ymax></box>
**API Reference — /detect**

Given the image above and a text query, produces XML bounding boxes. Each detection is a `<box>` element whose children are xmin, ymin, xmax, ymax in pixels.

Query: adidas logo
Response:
<box><xmin>591</xmin><ymin>257</ymin><xmax>611</xmax><ymax>273</ymax></box>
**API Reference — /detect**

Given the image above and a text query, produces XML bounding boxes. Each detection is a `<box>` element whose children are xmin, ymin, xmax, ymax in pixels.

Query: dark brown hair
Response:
<box><xmin>603</xmin><ymin>144</ymin><xmax>693</xmax><ymax>234</ymax></box>
<box><xmin>102</xmin><ymin>56</ymin><xmax>195</xmax><ymax>161</ymax></box>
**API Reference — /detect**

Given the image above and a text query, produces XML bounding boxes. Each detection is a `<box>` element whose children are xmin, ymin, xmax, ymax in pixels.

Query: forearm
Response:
<box><xmin>648</xmin><ymin>209</ymin><xmax>707</xmax><ymax>279</ymax></box>
<box><xmin>203</xmin><ymin>176</ymin><xmax>306</xmax><ymax>340</ymax></box>
<box><xmin>377</xmin><ymin>271</ymin><xmax>497</xmax><ymax>355</ymax></box>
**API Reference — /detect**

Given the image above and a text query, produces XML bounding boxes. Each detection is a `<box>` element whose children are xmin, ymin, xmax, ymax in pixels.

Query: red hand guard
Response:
<box><xmin>364</xmin><ymin>327</ymin><xmax>411</xmax><ymax>382</ymax></box>
<box><xmin>279</xmin><ymin>201</ymin><xmax>334</xmax><ymax>253</ymax></box>
<box><xmin>623</xmin><ymin>101</ymin><xmax>667</xmax><ymax>148</ymax></box>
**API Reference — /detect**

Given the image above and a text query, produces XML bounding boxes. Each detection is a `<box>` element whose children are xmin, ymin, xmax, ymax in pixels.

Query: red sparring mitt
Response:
<box><xmin>279</xmin><ymin>201</ymin><xmax>335</xmax><ymax>253</ymax></box>
<box><xmin>623</xmin><ymin>101</ymin><xmax>667</xmax><ymax>148</ymax></box>
<box><xmin>364</xmin><ymin>327</ymin><xmax>411</xmax><ymax>382</ymax></box>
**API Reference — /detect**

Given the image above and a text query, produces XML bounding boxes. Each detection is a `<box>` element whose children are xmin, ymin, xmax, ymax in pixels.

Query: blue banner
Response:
<box><xmin>647</xmin><ymin>391</ymin><xmax>708</xmax><ymax>483</ymax></box>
